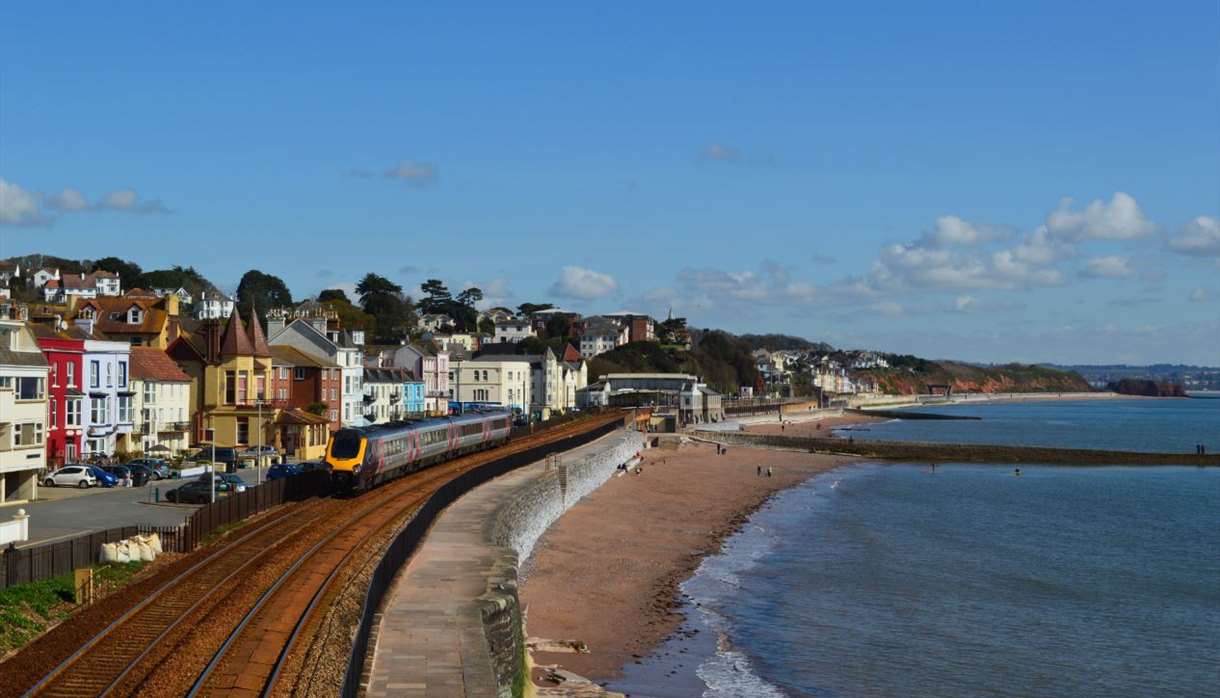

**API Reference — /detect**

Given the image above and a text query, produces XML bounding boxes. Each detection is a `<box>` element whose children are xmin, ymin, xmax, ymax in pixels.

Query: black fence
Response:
<box><xmin>343</xmin><ymin>419</ymin><xmax>621</xmax><ymax>697</ymax></box>
<box><xmin>0</xmin><ymin>469</ymin><xmax>332</xmax><ymax>590</ymax></box>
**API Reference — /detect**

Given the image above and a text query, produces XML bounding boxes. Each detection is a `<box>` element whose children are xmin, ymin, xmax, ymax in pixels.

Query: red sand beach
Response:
<box><xmin>520</xmin><ymin>439</ymin><xmax>852</xmax><ymax>684</ymax></box>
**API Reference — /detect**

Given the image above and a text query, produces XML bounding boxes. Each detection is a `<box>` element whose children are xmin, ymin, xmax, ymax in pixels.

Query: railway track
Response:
<box><xmin>11</xmin><ymin>413</ymin><xmax>623</xmax><ymax>698</ymax></box>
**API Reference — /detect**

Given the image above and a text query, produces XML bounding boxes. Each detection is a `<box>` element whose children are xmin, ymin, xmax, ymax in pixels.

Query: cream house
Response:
<box><xmin>0</xmin><ymin>304</ymin><xmax>49</xmax><ymax>504</ymax></box>
<box><xmin>129</xmin><ymin>347</ymin><xmax>192</xmax><ymax>456</ymax></box>
<box><xmin>448</xmin><ymin>356</ymin><xmax>532</xmax><ymax>413</ymax></box>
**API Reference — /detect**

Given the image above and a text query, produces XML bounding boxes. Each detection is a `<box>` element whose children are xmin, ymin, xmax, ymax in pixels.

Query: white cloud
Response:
<box><xmin>1046</xmin><ymin>192</ymin><xmax>1154</xmax><ymax>241</ymax></box>
<box><xmin>920</xmin><ymin>215</ymin><xmax>1011</xmax><ymax>247</ymax></box>
<box><xmin>701</xmin><ymin>143</ymin><xmax>741</xmax><ymax>162</ymax></box>
<box><xmin>0</xmin><ymin>178</ymin><xmax>45</xmax><ymax>226</ymax></box>
<box><xmin>45</xmin><ymin>187</ymin><xmax>89</xmax><ymax>212</ymax></box>
<box><xmin>385</xmin><ymin>160</ymin><xmax>437</xmax><ymax>186</ymax></box>
<box><xmin>1189</xmin><ymin>287</ymin><xmax>1214</xmax><ymax>303</ymax></box>
<box><xmin>548</xmin><ymin>266</ymin><xmax>619</xmax><ymax>300</ymax></box>
<box><xmin>1168</xmin><ymin>216</ymin><xmax>1220</xmax><ymax>257</ymax></box>
<box><xmin>1080</xmin><ymin>255</ymin><xmax>1134</xmax><ymax>279</ymax></box>
<box><xmin>98</xmin><ymin>188</ymin><xmax>169</xmax><ymax>213</ymax></box>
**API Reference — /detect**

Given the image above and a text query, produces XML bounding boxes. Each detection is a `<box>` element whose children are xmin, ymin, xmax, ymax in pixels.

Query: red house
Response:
<box><xmin>32</xmin><ymin>325</ymin><xmax>88</xmax><ymax>467</ymax></box>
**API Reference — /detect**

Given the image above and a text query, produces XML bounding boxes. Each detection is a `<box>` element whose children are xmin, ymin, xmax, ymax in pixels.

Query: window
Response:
<box><xmin>118</xmin><ymin>361</ymin><xmax>127</xmax><ymax>387</ymax></box>
<box><xmin>16</xmin><ymin>377</ymin><xmax>44</xmax><ymax>400</ymax></box>
<box><xmin>237</xmin><ymin>417</ymin><xmax>249</xmax><ymax>444</ymax></box>
<box><xmin>50</xmin><ymin>401</ymin><xmax>57</xmax><ymax>427</ymax></box>
<box><xmin>256</xmin><ymin>374</ymin><xmax>266</xmax><ymax>401</ymax></box>
<box><xmin>67</xmin><ymin>362</ymin><xmax>75</xmax><ymax>386</ymax></box>
<box><xmin>280</xmin><ymin>367</ymin><xmax>289</xmax><ymax>379</ymax></box>
<box><xmin>50</xmin><ymin>362</ymin><xmax>58</xmax><ymax>386</ymax></box>
<box><xmin>329</xmin><ymin>409</ymin><xmax>337</xmax><ymax>421</ymax></box>
<box><xmin>13</xmin><ymin>422</ymin><xmax>44</xmax><ymax>448</ymax></box>
<box><xmin>67</xmin><ymin>399</ymin><xmax>82</xmax><ymax>426</ymax></box>
<box><xmin>0</xmin><ymin>376</ymin><xmax>10</xmax><ymax>390</ymax></box>
<box><xmin>106</xmin><ymin>361</ymin><xmax>113</xmax><ymax>386</ymax></box>
<box><xmin>294</xmin><ymin>368</ymin><xmax>305</xmax><ymax>380</ymax></box>
<box><xmin>237</xmin><ymin>371</ymin><xmax>248</xmax><ymax>404</ymax></box>
<box><xmin>144</xmin><ymin>382</ymin><xmax>156</xmax><ymax>404</ymax></box>
<box><xmin>330</xmin><ymin>388</ymin><xmax>337</xmax><ymax>401</ymax></box>
<box><xmin>128</xmin><ymin>307</ymin><xmax>142</xmax><ymax>324</ymax></box>
<box><xmin>91</xmin><ymin>361</ymin><xmax>100</xmax><ymax>388</ymax></box>
<box><xmin>91</xmin><ymin>397</ymin><xmax>108</xmax><ymax>423</ymax></box>
<box><xmin>225</xmin><ymin>371</ymin><xmax>236</xmax><ymax>404</ymax></box>
<box><xmin>117</xmin><ymin>395</ymin><xmax>133</xmax><ymax>423</ymax></box>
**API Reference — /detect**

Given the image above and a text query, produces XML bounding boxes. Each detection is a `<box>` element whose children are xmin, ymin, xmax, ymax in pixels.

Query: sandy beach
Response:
<box><xmin>519</xmin><ymin>439</ymin><xmax>852</xmax><ymax>686</ymax></box>
<box><xmin>743</xmin><ymin>411</ymin><xmax>885</xmax><ymax>438</ymax></box>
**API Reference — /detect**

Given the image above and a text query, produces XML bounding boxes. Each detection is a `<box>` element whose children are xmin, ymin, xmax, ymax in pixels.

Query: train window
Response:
<box><xmin>331</xmin><ymin>432</ymin><xmax>362</xmax><ymax>458</ymax></box>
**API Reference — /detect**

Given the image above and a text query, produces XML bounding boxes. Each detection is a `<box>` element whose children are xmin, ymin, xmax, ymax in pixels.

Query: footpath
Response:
<box><xmin>362</xmin><ymin>429</ymin><xmax>643</xmax><ymax>698</ymax></box>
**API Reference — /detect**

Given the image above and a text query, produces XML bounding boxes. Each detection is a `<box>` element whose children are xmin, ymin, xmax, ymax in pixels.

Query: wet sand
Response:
<box><xmin>519</xmin><ymin>439</ymin><xmax>851</xmax><ymax>685</ymax></box>
<box><xmin>744</xmin><ymin>412</ymin><xmax>884</xmax><ymax>438</ymax></box>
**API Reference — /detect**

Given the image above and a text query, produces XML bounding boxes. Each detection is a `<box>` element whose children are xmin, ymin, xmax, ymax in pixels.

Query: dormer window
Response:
<box><xmin>79</xmin><ymin>308</ymin><xmax>95</xmax><ymax>320</ymax></box>
<box><xmin>127</xmin><ymin>306</ymin><xmax>143</xmax><ymax>324</ymax></box>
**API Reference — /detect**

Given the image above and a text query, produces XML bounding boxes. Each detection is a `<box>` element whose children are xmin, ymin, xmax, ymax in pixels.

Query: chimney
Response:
<box><xmin>163</xmin><ymin>292</ymin><xmax>180</xmax><ymax>317</ymax></box>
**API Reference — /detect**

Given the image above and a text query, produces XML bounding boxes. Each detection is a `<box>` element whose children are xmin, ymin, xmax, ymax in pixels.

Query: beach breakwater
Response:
<box><xmin>698</xmin><ymin>431</ymin><xmax>1220</xmax><ymax>466</ymax></box>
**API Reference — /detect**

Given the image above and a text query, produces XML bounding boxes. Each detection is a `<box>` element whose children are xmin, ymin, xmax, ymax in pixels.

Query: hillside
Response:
<box><xmin>588</xmin><ymin>331</ymin><xmax>761</xmax><ymax>394</ymax></box>
<box><xmin>856</xmin><ymin>361</ymin><xmax>1091</xmax><ymax>395</ymax></box>
<box><xmin>3</xmin><ymin>254</ymin><xmax>224</xmax><ymax>303</ymax></box>
<box><xmin>738</xmin><ymin>333</ymin><xmax>833</xmax><ymax>353</ymax></box>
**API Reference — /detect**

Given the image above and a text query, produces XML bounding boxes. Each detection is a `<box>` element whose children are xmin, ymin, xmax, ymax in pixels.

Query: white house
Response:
<box><xmin>0</xmin><ymin>261</ymin><xmax>20</xmax><ymax>285</ymax></box>
<box><xmin>493</xmin><ymin>319</ymin><xmax>536</xmax><ymax>344</ymax></box>
<box><xmin>449</xmin><ymin>356</ymin><xmax>532</xmax><ymax>413</ymax></box>
<box><xmin>32</xmin><ymin>268</ymin><xmax>59</xmax><ymax>289</ymax></box>
<box><xmin>385</xmin><ymin>344</ymin><xmax>450</xmax><ymax>415</ymax></box>
<box><xmin>129</xmin><ymin>347</ymin><xmax>192</xmax><ymax>456</ymax></box>
<box><xmin>195</xmin><ymin>291</ymin><xmax>236</xmax><ymax>320</ymax></box>
<box><xmin>419</xmin><ymin>313</ymin><xmax>453</xmax><ymax>333</ymax></box>
<box><xmin>578</xmin><ymin>317</ymin><xmax>629</xmax><ymax>358</ymax></box>
<box><xmin>525</xmin><ymin>348</ymin><xmax>587</xmax><ymax>416</ymax></box>
<box><xmin>80</xmin><ymin>333</ymin><xmax>134</xmax><ymax>458</ymax></box>
<box><xmin>153</xmin><ymin>287</ymin><xmax>195</xmax><ymax>306</ymax></box>
<box><xmin>0</xmin><ymin>303</ymin><xmax>49</xmax><ymax>504</ymax></box>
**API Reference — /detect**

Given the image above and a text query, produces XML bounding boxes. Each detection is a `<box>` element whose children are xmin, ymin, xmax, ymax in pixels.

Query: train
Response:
<box><xmin>324</xmin><ymin>407</ymin><xmax>514</xmax><ymax>491</ymax></box>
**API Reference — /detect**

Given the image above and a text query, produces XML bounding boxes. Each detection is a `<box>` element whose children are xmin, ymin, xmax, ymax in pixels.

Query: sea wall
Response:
<box><xmin>479</xmin><ymin>430</ymin><xmax>645</xmax><ymax>695</ymax></box>
<box><xmin>697</xmin><ymin>430</ymin><xmax>1220</xmax><ymax>466</ymax></box>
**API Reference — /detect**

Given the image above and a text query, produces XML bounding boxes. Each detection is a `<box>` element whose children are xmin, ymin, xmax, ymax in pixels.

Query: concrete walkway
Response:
<box><xmin>365</xmin><ymin>434</ymin><xmax>633</xmax><ymax>698</ymax></box>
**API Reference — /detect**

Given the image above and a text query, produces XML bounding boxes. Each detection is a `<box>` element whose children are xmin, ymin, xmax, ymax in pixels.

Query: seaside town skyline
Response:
<box><xmin>2</xmin><ymin>3</ymin><xmax>1218</xmax><ymax>366</ymax></box>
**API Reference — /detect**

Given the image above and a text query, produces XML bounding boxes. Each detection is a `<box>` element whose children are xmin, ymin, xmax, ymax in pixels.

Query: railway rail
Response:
<box><xmin>6</xmin><ymin>412</ymin><xmax>624</xmax><ymax>698</ymax></box>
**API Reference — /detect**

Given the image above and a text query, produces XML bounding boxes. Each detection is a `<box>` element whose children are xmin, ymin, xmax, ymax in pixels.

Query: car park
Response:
<box><xmin>90</xmin><ymin>466</ymin><xmax>120</xmax><ymax>488</ymax></box>
<box><xmin>43</xmin><ymin>466</ymin><xmax>98</xmax><ymax>488</ymax></box>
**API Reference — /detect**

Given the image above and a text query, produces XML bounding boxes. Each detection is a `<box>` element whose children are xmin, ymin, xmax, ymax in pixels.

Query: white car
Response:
<box><xmin>44</xmin><ymin>466</ymin><xmax>99</xmax><ymax>489</ymax></box>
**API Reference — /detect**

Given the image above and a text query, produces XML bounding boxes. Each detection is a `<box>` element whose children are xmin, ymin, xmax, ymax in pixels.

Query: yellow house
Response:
<box><xmin>167</xmin><ymin>308</ymin><xmax>276</xmax><ymax>451</ymax></box>
<box><xmin>74</xmin><ymin>291</ymin><xmax>183</xmax><ymax>349</ymax></box>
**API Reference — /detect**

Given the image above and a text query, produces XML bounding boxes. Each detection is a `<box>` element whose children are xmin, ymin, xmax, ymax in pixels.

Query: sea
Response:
<box><xmin>610</xmin><ymin>398</ymin><xmax>1220</xmax><ymax>698</ymax></box>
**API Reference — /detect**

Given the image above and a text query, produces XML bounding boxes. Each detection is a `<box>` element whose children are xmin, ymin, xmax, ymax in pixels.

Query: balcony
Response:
<box><xmin>390</xmin><ymin>393</ymin><xmax>401</xmax><ymax>403</ymax></box>
<box><xmin>362</xmin><ymin>394</ymin><xmax>375</xmax><ymax>405</ymax></box>
<box><xmin>158</xmin><ymin>422</ymin><xmax>189</xmax><ymax>433</ymax></box>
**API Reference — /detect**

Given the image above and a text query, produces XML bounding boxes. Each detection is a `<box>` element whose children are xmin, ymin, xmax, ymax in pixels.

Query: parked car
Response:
<box><xmin>266</xmin><ymin>463</ymin><xmax>301</xmax><ymax>480</ymax></box>
<box><xmin>165</xmin><ymin>480</ymin><xmax>222</xmax><ymax>504</ymax></box>
<box><xmin>127</xmin><ymin>458</ymin><xmax>172</xmax><ymax>479</ymax></box>
<box><xmin>89</xmin><ymin>466</ymin><xmax>120</xmax><ymax>488</ymax></box>
<box><xmin>296</xmin><ymin>461</ymin><xmax>329</xmax><ymax>473</ymax></box>
<box><xmin>196</xmin><ymin>472</ymin><xmax>248</xmax><ymax>493</ymax></box>
<box><xmin>101</xmin><ymin>465</ymin><xmax>149</xmax><ymax>487</ymax></box>
<box><xmin>43</xmin><ymin>466</ymin><xmax>98</xmax><ymax>488</ymax></box>
<box><xmin>126</xmin><ymin>464</ymin><xmax>157</xmax><ymax>484</ymax></box>
<box><xmin>194</xmin><ymin>447</ymin><xmax>239</xmax><ymax>472</ymax></box>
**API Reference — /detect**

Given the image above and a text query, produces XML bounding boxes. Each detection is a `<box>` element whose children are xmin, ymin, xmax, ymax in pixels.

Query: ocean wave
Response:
<box><xmin>696</xmin><ymin>629</ymin><xmax>788</xmax><ymax>698</ymax></box>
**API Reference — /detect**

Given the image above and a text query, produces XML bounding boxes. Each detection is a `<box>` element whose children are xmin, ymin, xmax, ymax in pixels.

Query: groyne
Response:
<box><xmin>696</xmin><ymin>431</ymin><xmax>1220</xmax><ymax>466</ymax></box>
<box><xmin>847</xmin><ymin>408</ymin><xmax>979</xmax><ymax>421</ymax></box>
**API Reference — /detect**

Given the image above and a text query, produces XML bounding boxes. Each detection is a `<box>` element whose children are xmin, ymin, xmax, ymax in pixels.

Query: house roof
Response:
<box><xmin>365</xmin><ymin>367</ymin><xmax>414</xmax><ymax>383</ymax></box>
<box><xmin>275</xmin><ymin>408</ymin><xmax>332</xmax><ymax>425</ymax></box>
<box><xmin>248</xmin><ymin>309</ymin><xmax>272</xmax><ymax>357</ymax></box>
<box><xmin>76</xmin><ymin>297</ymin><xmax>168</xmax><ymax>336</ymax></box>
<box><xmin>270</xmin><ymin>344</ymin><xmax>339</xmax><ymax>368</ymax></box>
<box><xmin>466</xmin><ymin>354</ymin><xmax>536</xmax><ymax>365</ymax></box>
<box><xmin>129</xmin><ymin>347</ymin><xmax>191</xmax><ymax>382</ymax></box>
<box><xmin>220</xmin><ymin>309</ymin><xmax>255</xmax><ymax>356</ymax></box>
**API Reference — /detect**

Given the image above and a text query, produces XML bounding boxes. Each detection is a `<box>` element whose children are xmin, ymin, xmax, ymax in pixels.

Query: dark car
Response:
<box><xmin>166</xmin><ymin>480</ymin><xmax>221</xmax><ymax>504</ymax></box>
<box><xmin>195</xmin><ymin>472</ymin><xmax>247</xmax><ymax>493</ymax></box>
<box><xmin>125</xmin><ymin>464</ymin><xmax>156</xmax><ymax>485</ymax></box>
<box><xmin>127</xmin><ymin>458</ymin><xmax>172</xmax><ymax>479</ymax></box>
<box><xmin>266</xmin><ymin>463</ymin><xmax>301</xmax><ymax>480</ymax></box>
<box><xmin>102</xmin><ymin>465</ymin><xmax>148</xmax><ymax>487</ymax></box>
<box><xmin>195</xmin><ymin>447</ymin><xmax>239</xmax><ymax>472</ymax></box>
<box><xmin>89</xmin><ymin>466</ymin><xmax>120</xmax><ymax>488</ymax></box>
<box><xmin>296</xmin><ymin>461</ymin><xmax>329</xmax><ymax>473</ymax></box>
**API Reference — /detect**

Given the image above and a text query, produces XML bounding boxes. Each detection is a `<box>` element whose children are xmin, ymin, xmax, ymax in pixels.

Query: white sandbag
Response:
<box><xmin>146</xmin><ymin>533</ymin><xmax>163</xmax><ymax>555</ymax></box>
<box><xmin>100</xmin><ymin>542</ymin><xmax>118</xmax><ymax>563</ymax></box>
<box><xmin>136</xmin><ymin>541</ymin><xmax>155</xmax><ymax>562</ymax></box>
<box><xmin>115</xmin><ymin>542</ymin><xmax>131</xmax><ymax>563</ymax></box>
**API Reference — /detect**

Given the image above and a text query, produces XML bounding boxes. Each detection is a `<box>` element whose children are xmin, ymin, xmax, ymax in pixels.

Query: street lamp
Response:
<box><xmin>207</xmin><ymin>417</ymin><xmax>216</xmax><ymax>505</ymax></box>
<box><xmin>256</xmin><ymin>399</ymin><xmax>265</xmax><ymax>486</ymax></box>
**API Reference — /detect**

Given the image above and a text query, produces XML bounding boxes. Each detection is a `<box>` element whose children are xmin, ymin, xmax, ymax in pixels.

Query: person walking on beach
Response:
<box><xmin>767</xmin><ymin>467</ymin><xmax>773</xmax><ymax>478</ymax></box>
<box><xmin>757</xmin><ymin>465</ymin><xmax>762</xmax><ymax>476</ymax></box>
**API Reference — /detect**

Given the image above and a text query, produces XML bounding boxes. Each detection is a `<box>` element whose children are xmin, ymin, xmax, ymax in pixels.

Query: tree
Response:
<box><xmin>304</xmin><ymin>402</ymin><xmax>328</xmax><ymax>416</ymax></box>
<box><xmin>137</xmin><ymin>266</ymin><xmax>218</xmax><ymax>302</ymax></box>
<box><xmin>477</xmin><ymin>317</ymin><xmax>496</xmax><ymax>336</ymax></box>
<box><xmin>518</xmin><ymin>302</ymin><xmax>553</xmax><ymax>316</ymax></box>
<box><xmin>456</xmin><ymin>287</ymin><xmax>483</xmax><ymax>307</ymax></box>
<box><xmin>91</xmin><ymin>256</ymin><xmax>144</xmax><ymax>290</ymax></box>
<box><xmin>358</xmin><ymin>273</ymin><xmax>418</xmax><ymax>340</ymax></box>
<box><xmin>418</xmin><ymin>279</ymin><xmax>452</xmax><ymax>315</ymax></box>
<box><xmin>236</xmin><ymin>270</ymin><xmax>294</xmax><ymax>323</ymax></box>
<box><xmin>543</xmin><ymin>314</ymin><xmax>572</xmax><ymax>340</ymax></box>
<box><xmin>318</xmin><ymin>288</ymin><xmax>349</xmax><ymax>303</ymax></box>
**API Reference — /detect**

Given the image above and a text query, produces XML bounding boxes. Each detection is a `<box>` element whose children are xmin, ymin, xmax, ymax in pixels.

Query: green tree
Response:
<box><xmin>304</xmin><ymin>402</ymin><xmax>328</xmax><ymax>416</ymax></box>
<box><xmin>318</xmin><ymin>288</ymin><xmax>350</xmax><ymax>303</ymax></box>
<box><xmin>90</xmin><ymin>256</ymin><xmax>144</xmax><ymax>290</ymax></box>
<box><xmin>543</xmin><ymin>314</ymin><xmax>572</xmax><ymax>339</ymax></box>
<box><xmin>477</xmin><ymin>317</ymin><xmax>496</xmax><ymax>336</ymax></box>
<box><xmin>455</xmin><ymin>287</ymin><xmax>483</xmax><ymax>307</ymax></box>
<box><xmin>418</xmin><ymin>279</ymin><xmax>452</xmax><ymax>315</ymax></box>
<box><xmin>236</xmin><ymin>270</ymin><xmax>294</xmax><ymax>322</ymax></box>
<box><xmin>358</xmin><ymin>273</ymin><xmax>418</xmax><ymax>340</ymax></box>
<box><xmin>517</xmin><ymin>302</ymin><xmax>553</xmax><ymax>316</ymax></box>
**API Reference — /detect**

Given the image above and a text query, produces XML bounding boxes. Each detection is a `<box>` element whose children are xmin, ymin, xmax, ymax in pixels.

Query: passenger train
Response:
<box><xmin>324</xmin><ymin>407</ymin><xmax>513</xmax><ymax>491</ymax></box>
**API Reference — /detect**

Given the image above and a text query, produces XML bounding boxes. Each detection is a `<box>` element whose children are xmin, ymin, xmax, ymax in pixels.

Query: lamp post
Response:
<box><xmin>256</xmin><ymin>400</ymin><xmax>263</xmax><ymax>486</ymax></box>
<box><xmin>208</xmin><ymin>418</ymin><xmax>216</xmax><ymax>505</ymax></box>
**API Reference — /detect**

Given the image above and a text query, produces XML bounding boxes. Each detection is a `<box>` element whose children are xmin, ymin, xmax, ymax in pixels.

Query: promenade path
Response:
<box><xmin>364</xmin><ymin>432</ymin><xmax>636</xmax><ymax>698</ymax></box>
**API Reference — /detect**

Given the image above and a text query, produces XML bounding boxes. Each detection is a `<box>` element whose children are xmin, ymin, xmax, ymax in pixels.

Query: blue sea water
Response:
<box><xmin>839</xmin><ymin>397</ymin><xmax>1220</xmax><ymax>453</ymax></box>
<box><xmin>637</xmin><ymin>401</ymin><xmax>1220</xmax><ymax>698</ymax></box>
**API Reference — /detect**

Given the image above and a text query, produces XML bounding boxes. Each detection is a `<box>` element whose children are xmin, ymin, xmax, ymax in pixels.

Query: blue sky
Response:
<box><xmin>2</xmin><ymin>2</ymin><xmax>1218</xmax><ymax>365</ymax></box>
